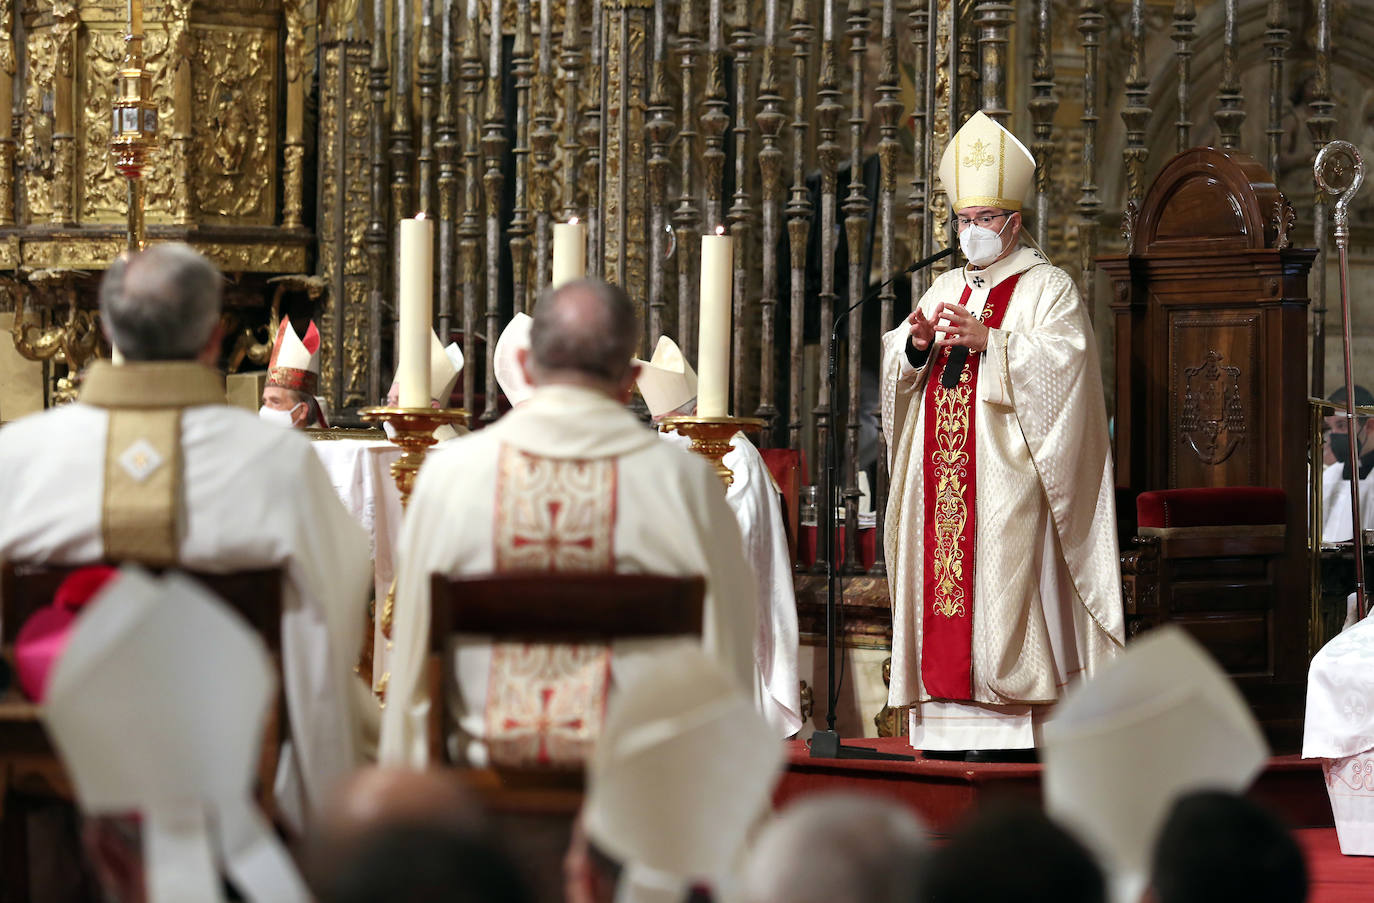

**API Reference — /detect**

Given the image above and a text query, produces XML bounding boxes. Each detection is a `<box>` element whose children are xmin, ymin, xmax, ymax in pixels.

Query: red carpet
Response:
<box><xmin>1299</xmin><ymin>827</ymin><xmax>1374</xmax><ymax>903</ymax></box>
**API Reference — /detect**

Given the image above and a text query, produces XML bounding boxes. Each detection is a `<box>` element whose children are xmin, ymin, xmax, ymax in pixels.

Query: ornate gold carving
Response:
<box><xmin>191</xmin><ymin>27</ymin><xmax>276</xmax><ymax>223</ymax></box>
<box><xmin>929</xmin><ymin>372</ymin><xmax>973</xmax><ymax>619</ymax></box>
<box><xmin>1272</xmin><ymin>199</ymin><xmax>1295</xmax><ymax>251</ymax></box>
<box><xmin>0</xmin><ymin>269</ymin><xmax>100</xmax><ymax>405</ymax></box>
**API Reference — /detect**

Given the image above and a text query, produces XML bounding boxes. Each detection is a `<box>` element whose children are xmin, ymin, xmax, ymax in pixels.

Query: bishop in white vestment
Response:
<box><xmin>0</xmin><ymin>245</ymin><xmax>371</xmax><ymax>826</ymax></box>
<box><xmin>379</xmin><ymin>281</ymin><xmax>756</xmax><ymax>767</ymax></box>
<box><xmin>636</xmin><ymin>335</ymin><xmax>803</xmax><ymax>737</ymax></box>
<box><xmin>881</xmin><ymin>112</ymin><xmax>1124</xmax><ymax>752</ymax></box>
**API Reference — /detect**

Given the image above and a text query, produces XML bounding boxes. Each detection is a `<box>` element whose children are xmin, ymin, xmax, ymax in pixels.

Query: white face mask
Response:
<box><xmin>258</xmin><ymin>403</ymin><xmax>302</xmax><ymax>428</ymax></box>
<box><xmin>959</xmin><ymin>215</ymin><xmax>1012</xmax><ymax>267</ymax></box>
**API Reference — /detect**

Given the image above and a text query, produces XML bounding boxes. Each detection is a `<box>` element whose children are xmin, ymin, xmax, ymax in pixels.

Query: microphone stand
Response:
<box><xmin>809</xmin><ymin>246</ymin><xmax>954</xmax><ymax>760</ymax></box>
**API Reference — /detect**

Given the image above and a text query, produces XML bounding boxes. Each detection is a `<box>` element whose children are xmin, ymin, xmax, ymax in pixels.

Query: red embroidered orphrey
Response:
<box><xmin>485</xmin><ymin>447</ymin><xmax>617</xmax><ymax>768</ymax></box>
<box><xmin>919</xmin><ymin>273</ymin><xmax>1020</xmax><ymax>701</ymax></box>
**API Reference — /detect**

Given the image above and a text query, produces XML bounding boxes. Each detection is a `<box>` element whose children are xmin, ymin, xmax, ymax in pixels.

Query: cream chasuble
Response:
<box><xmin>661</xmin><ymin>429</ymin><xmax>802</xmax><ymax>737</ymax></box>
<box><xmin>880</xmin><ymin>246</ymin><xmax>1125</xmax><ymax>749</ymax></box>
<box><xmin>0</xmin><ymin>362</ymin><xmax>372</xmax><ymax>826</ymax></box>
<box><xmin>378</xmin><ymin>384</ymin><xmax>758</xmax><ymax>767</ymax></box>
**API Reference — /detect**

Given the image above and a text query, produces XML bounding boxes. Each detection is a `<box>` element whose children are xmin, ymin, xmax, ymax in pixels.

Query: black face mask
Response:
<box><xmin>1332</xmin><ymin>437</ymin><xmax>1351</xmax><ymax>464</ymax></box>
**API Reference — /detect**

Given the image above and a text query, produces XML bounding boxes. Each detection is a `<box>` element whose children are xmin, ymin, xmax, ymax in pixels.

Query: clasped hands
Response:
<box><xmin>907</xmin><ymin>302</ymin><xmax>988</xmax><ymax>354</ymax></box>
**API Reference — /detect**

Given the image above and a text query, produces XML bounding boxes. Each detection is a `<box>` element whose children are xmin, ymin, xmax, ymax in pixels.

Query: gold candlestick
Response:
<box><xmin>659</xmin><ymin>415</ymin><xmax>766</xmax><ymax>487</ymax></box>
<box><xmin>359</xmin><ymin>406</ymin><xmax>470</xmax><ymax>505</ymax></box>
<box><xmin>358</xmin><ymin>406</ymin><xmax>469</xmax><ymax>698</ymax></box>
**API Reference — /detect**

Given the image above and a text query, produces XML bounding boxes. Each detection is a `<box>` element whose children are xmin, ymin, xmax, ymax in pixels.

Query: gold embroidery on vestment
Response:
<box><xmin>929</xmin><ymin>366</ymin><xmax>973</xmax><ymax>619</ymax></box>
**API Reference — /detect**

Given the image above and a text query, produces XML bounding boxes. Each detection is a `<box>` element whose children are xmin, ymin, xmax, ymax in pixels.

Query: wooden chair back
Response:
<box><xmin>759</xmin><ymin>447</ymin><xmax>802</xmax><ymax>561</ymax></box>
<box><xmin>426</xmin><ymin>572</ymin><xmax>706</xmax><ymax>811</ymax></box>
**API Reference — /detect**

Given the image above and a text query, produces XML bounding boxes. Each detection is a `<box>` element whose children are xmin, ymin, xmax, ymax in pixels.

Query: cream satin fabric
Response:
<box><xmin>378</xmin><ymin>384</ymin><xmax>758</xmax><ymax>766</ymax></box>
<box><xmin>880</xmin><ymin>247</ymin><xmax>1124</xmax><ymax>725</ymax></box>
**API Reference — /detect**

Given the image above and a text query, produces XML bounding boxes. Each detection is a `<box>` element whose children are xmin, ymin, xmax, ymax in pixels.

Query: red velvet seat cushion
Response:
<box><xmin>1136</xmin><ymin>487</ymin><xmax>1286</xmax><ymax>529</ymax></box>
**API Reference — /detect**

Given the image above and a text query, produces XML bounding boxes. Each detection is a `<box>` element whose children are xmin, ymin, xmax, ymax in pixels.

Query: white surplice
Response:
<box><xmin>1305</xmin><ymin>609</ymin><xmax>1374</xmax><ymax>853</ymax></box>
<box><xmin>1320</xmin><ymin>460</ymin><xmax>1374</xmax><ymax>544</ymax></box>
<box><xmin>0</xmin><ymin>372</ymin><xmax>371</xmax><ymax>825</ymax></box>
<box><xmin>378</xmin><ymin>384</ymin><xmax>758</xmax><ymax>767</ymax></box>
<box><xmin>880</xmin><ymin>246</ymin><xmax>1125</xmax><ymax>750</ymax></box>
<box><xmin>661</xmin><ymin>429</ymin><xmax>802</xmax><ymax>737</ymax></box>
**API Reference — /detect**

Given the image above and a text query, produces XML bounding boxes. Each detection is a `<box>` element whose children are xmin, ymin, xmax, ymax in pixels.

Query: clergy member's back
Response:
<box><xmin>379</xmin><ymin>279</ymin><xmax>757</xmax><ymax>767</ymax></box>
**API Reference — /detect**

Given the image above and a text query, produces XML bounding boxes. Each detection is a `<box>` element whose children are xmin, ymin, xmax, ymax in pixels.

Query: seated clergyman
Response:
<box><xmin>378</xmin><ymin>278</ymin><xmax>756</xmax><ymax>767</ymax></box>
<box><xmin>0</xmin><ymin>243</ymin><xmax>372</xmax><ymax>830</ymax></box>
<box><xmin>261</xmin><ymin>314</ymin><xmax>329</xmax><ymax>428</ymax></box>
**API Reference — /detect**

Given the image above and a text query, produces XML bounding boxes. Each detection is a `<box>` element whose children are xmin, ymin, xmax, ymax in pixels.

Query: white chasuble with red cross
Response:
<box><xmin>483</xmin><ymin>445</ymin><xmax>616</xmax><ymax>769</ymax></box>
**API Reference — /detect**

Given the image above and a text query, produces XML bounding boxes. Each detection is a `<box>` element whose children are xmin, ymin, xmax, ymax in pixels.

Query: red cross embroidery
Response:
<box><xmin>510</xmin><ymin>500</ymin><xmax>598</xmax><ymax>566</ymax></box>
<box><xmin>500</xmin><ymin>684</ymin><xmax>587</xmax><ymax>765</ymax></box>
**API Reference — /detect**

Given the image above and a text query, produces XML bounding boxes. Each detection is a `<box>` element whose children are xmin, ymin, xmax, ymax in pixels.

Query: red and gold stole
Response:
<box><xmin>484</xmin><ymin>446</ymin><xmax>617</xmax><ymax>768</ymax></box>
<box><xmin>919</xmin><ymin>273</ymin><xmax>1020</xmax><ymax>700</ymax></box>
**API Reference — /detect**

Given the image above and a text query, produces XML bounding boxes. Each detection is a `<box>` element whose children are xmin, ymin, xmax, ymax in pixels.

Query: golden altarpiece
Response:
<box><xmin>0</xmin><ymin>0</ymin><xmax>1370</xmax><ymax>737</ymax></box>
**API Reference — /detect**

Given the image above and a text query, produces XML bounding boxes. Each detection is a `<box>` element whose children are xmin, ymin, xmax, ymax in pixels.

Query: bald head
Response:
<box><xmin>527</xmin><ymin>278</ymin><xmax>639</xmax><ymax>391</ymax></box>
<box><xmin>98</xmin><ymin>242</ymin><xmax>222</xmax><ymax>362</ymax></box>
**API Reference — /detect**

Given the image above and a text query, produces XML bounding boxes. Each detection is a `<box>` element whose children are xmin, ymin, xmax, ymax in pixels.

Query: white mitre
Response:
<box><xmin>582</xmin><ymin>646</ymin><xmax>783</xmax><ymax>903</ymax></box>
<box><xmin>43</xmin><ymin>568</ymin><xmax>310</xmax><ymax>903</ymax></box>
<box><xmin>1041</xmin><ymin>627</ymin><xmax>1268</xmax><ymax>903</ymax></box>
<box><xmin>633</xmin><ymin>336</ymin><xmax>698</xmax><ymax>418</ymax></box>
<box><xmin>937</xmin><ymin>110</ymin><xmax>1036</xmax><ymax>212</ymax></box>
<box><xmin>429</xmin><ymin>331</ymin><xmax>464</xmax><ymax>404</ymax></box>
<box><xmin>493</xmin><ymin>312</ymin><xmax>534</xmax><ymax>406</ymax></box>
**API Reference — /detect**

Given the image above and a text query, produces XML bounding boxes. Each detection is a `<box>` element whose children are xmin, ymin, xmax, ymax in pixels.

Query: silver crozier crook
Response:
<box><xmin>1315</xmin><ymin>140</ymin><xmax>1368</xmax><ymax>621</ymax></box>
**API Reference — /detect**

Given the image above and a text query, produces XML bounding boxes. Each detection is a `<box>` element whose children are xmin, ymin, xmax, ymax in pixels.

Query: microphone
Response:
<box><xmin>828</xmin><ymin>246</ymin><xmax>956</xmax><ymax>341</ymax></box>
<box><xmin>941</xmin><ymin>346</ymin><xmax>969</xmax><ymax>389</ymax></box>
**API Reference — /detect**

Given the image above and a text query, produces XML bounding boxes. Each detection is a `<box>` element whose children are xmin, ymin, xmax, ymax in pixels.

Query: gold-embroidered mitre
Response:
<box><xmin>938</xmin><ymin>110</ymin><xmax>1037</xmax><ymax>213</ymax></box>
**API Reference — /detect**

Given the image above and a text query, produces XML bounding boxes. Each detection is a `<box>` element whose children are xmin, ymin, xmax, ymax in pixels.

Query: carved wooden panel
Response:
<box><xmin>1167</xmin><ymin>310</ymin><xmax>1260</xmax><ymax>489</ymax></box>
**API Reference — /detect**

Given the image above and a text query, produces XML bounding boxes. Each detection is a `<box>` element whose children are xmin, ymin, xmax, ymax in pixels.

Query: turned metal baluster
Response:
<box><xmin>906</xmin><ymin>1</ymin><xmax>928</xmax><ymax>296</ymax></box>
<box><xmin>511</xmin><ymin>0</ymin><xmax>534</xmax><ymax>314</ymax></box>
<box><xmin>1308</xmin><ymin>0</ymin><xmax>1335</xmax><ymax>398</ymax></box>
<box><xmin>955</xmin><ymin>34</ymin><xmax>975</xmax><ymax>126</ymax></box>
<box><xmin>1172</xmin><ymin>0</ymin><xmax>1195</xmax><ymax>153</ymax></box>
<box><xmin>482</xmin><ymin>0</ymin><xmax>507</xmax><ymax>422</ymax></box>
<box><xmin>928</xmin><ymin>0</ymin><xmax>952</xmax><ymax>263</ymax></box>
<box><xmin>784</xmin><ymin>0</ymin><xmax>812</xmax><ymax>455</ymax></box>
<box><xmin>1077</xmin><ymin>0</ymin><xmax>1103</xmax><ymax>323</ymax></box>
<box><xmin>366</xmin><ymin>0</ymin><xmax>389</xmax><ymax>401</ymax></box>
<box><xmin>583</xmin><ymin>0</ymin><xmax>603</xmax><ymax>274</ymax></box>
<box><xmin>1029</xmin><ymin>0</ymin><xmax>1055</xmax><ymax>251</ymax></box>
<box><xmin>755</xmin><ymin>0</ymin><xmax>785</xmax><ymax>440</ymax></box>
<box><xmin>647</xmin><ymin>0</ymin><xmax>676</xmax><ymax>344</ymax></box>
<box><xmin>390</xmin><ymin>0</ymin><xmax>416</xmax><ymax>366</ymax></box>
<box><xmin>1121</xmin><ymin>0</ymin><xmax>1149</xmax><ymax>208</ymax></box>
<box><xmin>417</xmin><ymin>0</ymin><xmax>437</xmax><ymax>214</ymax></box>
<box><xmin>436</xmin><ymin>0</ymin><xmax>459</xmax><ymax>339</ymax></box>
<box><xmin>1264</xmin><ymin>0</ymin><xmax>1288</xmax><ymax>180</ymax></box>
<box><xmin>815</xmin><ymin>0</ymin><xmax>840</xmax><ymax>544</ymax></box>
<box><xmin>459</xmin><ymin>0</ymin><xmax>483</xmax><ymax>410</ymax></box>
<box><xmin>533</xmin><ymin>0</ymin><xmax>558</xmax><ymax>293</ymax></box>
<box><xmin>728</xmin><ymin>0</ymin><xmax>753</xmax><ymax>417</ymax></box>
<box><xmin>872</xmin><ymin>0</ymin><xmax>901</xmax><ymax>577</ymax></box>
<box><xmin>560</xmin><ymin>0</ymin><xmax>584</xmax><ymax>224</ymax></box>
<box><xmin>841</xmin><ymin>0</ymin><xmax>869</xmax><ymax>572</ymax></box>
<box><xmin>674</xmin><ymin>0</ymin><xmax>701</xmax><ymax>360</ymax></box>
<box><xmin>701</xmin><ymin>0</ymin><xmax>728</xmax><ymax>233</ymax></box>
<box><xmin>1213</xmin><ymin>0</ymin><xmax>1243</xmax><ymax>150</ymax></box>
<box><xmin>975</xmin><ymin>2</ymin><xmax>1012</xmax><ymax>126</ymax></box>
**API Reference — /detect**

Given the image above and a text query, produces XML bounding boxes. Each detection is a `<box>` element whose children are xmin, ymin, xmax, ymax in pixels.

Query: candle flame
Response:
<box><xmin>415</xmin><ymin>211</ymin><xmax>427</xmax><ymax>221</ymax></box>
<box><xmin>715</xmin><ymin>225</ymin><xmax>725</xmax><ymax>236</ymax></box>
<box><xmin>569</xmin><ymin>216</ymin><xmax>580</xmax><ymax>225</ymax></box>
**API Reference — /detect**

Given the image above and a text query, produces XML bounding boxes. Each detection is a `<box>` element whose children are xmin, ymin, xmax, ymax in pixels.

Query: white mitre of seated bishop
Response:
<box><xmin>1041</xmin><ymin>627</ymin><xmax>1268</xmax><ymax>903</ymax></box>
<box><xmin>582</xmin><ymin>647</ymin><xmax>783</xmax><ymax>903</ymax></box>
<box><xmin>43</xmin><ymin>568</ymin><xmax>311</xmax><ymax>903</ymax></box>
<box><xmin>937</xmin><ymin>109</ymin><xmax>1036</xmax><ymax>213</ymax></box>
<box><xmin>429</xmin><ymin>331</ymin><xmax>464</xmax><ymax>405</ymax></box>
<box><xmin>493</xmin><ymin>312</ymin><xmax>534</xmax><ymax>406</ymax></box>
<box><xmin>634</xmin><ymin>335</ymin><xmax>698</xmax><ymax>418</ymax></box>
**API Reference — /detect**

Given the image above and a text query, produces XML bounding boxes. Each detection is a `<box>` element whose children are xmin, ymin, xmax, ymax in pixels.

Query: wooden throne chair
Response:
<box><xmin>1100</xmin><ymin>147</ymin><xmax>1316</xmax><ymax>753</ymax></box>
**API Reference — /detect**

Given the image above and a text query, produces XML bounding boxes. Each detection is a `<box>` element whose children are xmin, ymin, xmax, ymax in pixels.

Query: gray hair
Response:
<box><xmin>98</xmin><ymin>243</ymin><xmax>222</xmax><ymax>361</ymax></box>
<box><xmin>528</xmin><ymin>278</ymin><xmax>639</xmax><ymax>384</ymax></box>
<box><xmin>743</xmin><ymin>793</ymin><xmax>929</xmax><ymax>903</ymax></box>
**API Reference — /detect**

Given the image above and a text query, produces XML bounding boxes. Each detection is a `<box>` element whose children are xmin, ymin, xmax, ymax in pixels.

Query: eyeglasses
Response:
<box><xmin>955</xmin><ymin>212</ymin><xmax>1011</xmax><ymax>228</ymax></box>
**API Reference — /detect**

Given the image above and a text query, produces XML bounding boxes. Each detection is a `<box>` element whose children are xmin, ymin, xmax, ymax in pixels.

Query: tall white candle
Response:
<box><xmin>398</xmin><ymin>216</ymin><xmax>434</xmax><ymax>408</ymax></box>
<box><xmin>551</xmin><ymin>219</ymin><xmax>588</xmax><ymax>289</ymax></box>
<box><xmin>696</xmin><ymin>227</ymin><xmax>733</xmax><ymax>417</ymax></box>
